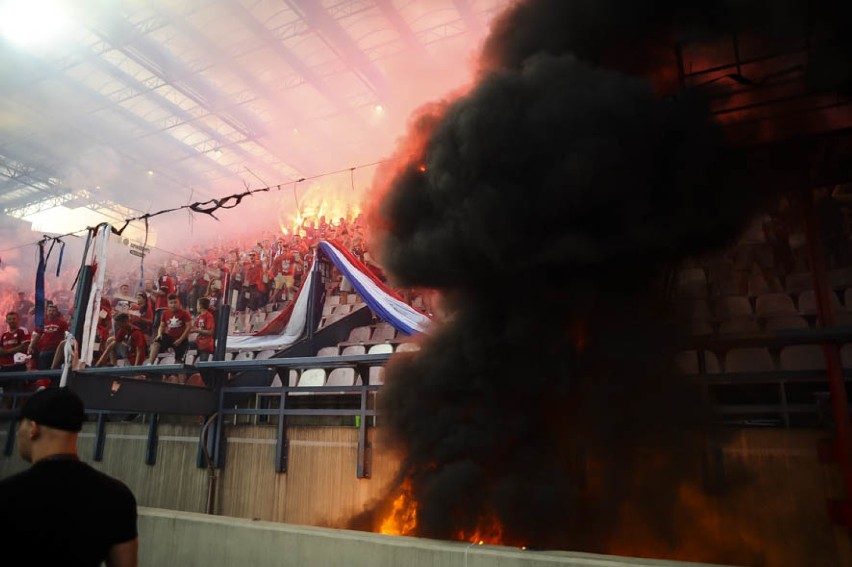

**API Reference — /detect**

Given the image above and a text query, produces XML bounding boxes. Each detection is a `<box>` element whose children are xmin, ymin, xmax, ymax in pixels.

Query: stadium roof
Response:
<box><xmin>0</xmin><ymin>0</ymin><xmax>508</xmax><ymax>233</ymax></box>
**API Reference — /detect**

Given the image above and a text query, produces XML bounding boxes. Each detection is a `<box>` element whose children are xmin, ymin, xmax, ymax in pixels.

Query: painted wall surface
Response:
<box><xmin>0</xmin><ymin>423</ymin><xmax>849</xmax><ymax>566</ymax></box>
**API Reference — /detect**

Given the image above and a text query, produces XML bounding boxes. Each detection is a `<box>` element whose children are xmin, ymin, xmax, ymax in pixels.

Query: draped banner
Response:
<box><xmin>225</xmin><ymin>240</ymin><xmax>431</xmax><ymax>352</ymax></box>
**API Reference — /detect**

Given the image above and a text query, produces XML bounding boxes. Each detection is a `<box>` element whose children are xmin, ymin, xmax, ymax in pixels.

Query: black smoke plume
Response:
<box><xmin>356</xmin><ymin>0</ymin><xmax>851</xmax><ymax>560</ymax></box>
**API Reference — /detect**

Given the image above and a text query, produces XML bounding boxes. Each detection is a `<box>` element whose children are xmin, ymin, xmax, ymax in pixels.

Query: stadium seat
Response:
<box><xmin>725</xmin><ymin>348</ymin><xmax>774</xmax><ymax>373</ymax></box>
<box><xmin>829</xmin><ymin>267</ymin><xmax>852</xmax><ymax>290</ymax></box>
<box><xmin>298</xmin><ymin>368</ymin><xmax>326</xmax><ymax>387</ymax></box>
<box><xmin>842</xmin><ymin>344</ymin><xmax>852</xmax><ymax>368</ymax></box>
<box><xmin>748</xmin><ymin>273</ymin><xmax>780</xmax><ymax>297</ymax></box>
<box><xmin>326</xmin><ymin>368</ymin><xmax>356</xmax><ymax>387</ymax></box>
<box><xmin>326</xmin><ymin>295</ymin><xmax>341</xmax><ymax>306</ymax></box>
<box><xmin>368</xmin><ymin>343</ymin><xmax>394</xmax><ymax>355</ymax></box>
<box><xmin>718</xmin><ymin>317</ymin><xmax>760</xmax><ymax>335</ymax></box>
<box><xmin>798</xmin><ymin>289</ymin><xmax>842</xmax><ymax>315</ymax></box>
<box><xmin>317</xmin><ymin>346</ymin><xmax>339</xmax><ymax>357</ymax></box>
<box><xmin>396</xmin><ymin>342</ymin><xmax>421</xmax><ymax>353</ymax></box>
<box><xmin>341</xmin><ymin>345</ymin><xmax>366</xmax><ymax>356</ymax></box>
<box><xmin>224</xmin><ymin>352</ymin><xmax>234</xmax><ymax>361</ymax></box>
<box><xmin>333</xmin><ymin>304</ymin><xmax>353</xmax><ymax>316</ymax></box>
<box><xmin>673</xmin><ymin>350</ymin><xmax>720</xmax><ymax>374</ymax></box>
<box><xmin>689</xmin><ymin>320</ymin><xmax>714</xmax><ymax>336</ymax></box>
<box><xmin>348</xmin><ymin>326</ymin><xmax>371</xmax><ymax>342</ymax></box>
<box><xmin>755</xmin><ymin>293</ymin><xmax>797</xmax><ymax>318</ymax></box>
<box><xmin>322</xmin><ymin>304</ymin><xmax>335</xmax><ymax>317</ymax></box>
<box><xmin>780</xmin><ymin>345</ymin><xmax>826</xmax><ymax>371</ymax></box>
<box><xmin>763</xmin><ymin>316</ymin><xmax>809</xmax><ymax>331</ymax></box>
<box><xmin>715</xmin><ymin>297</ymin><xmax>752</xmax><ymax>319</ymax></box>
<box><xmin>270</xmin><ymin>370</ymin><xmax>297</xmax><ymax>388</ymax></box>
<box><xmin>256</xmin><ymin>350</ymin><xmax>276</xmax><ymax>360</ymax></box>
<box><xmin>785</xmin><ymin>272</ymin><xmax>813</xmax><ymax>295</ymax></box>
<box><xmin>675</xmin><ymin>267</ymin><xmax>708</xmax><ymax>299</ymax></box>
<box><xmin>369</xmin><ymin>366</ymin><xmax>385</xmax><ymax>385</ymax></box>
<box><xmin>235</xmin><ymin>351</ymin><xmax>255</xmax><ymax>361</ymax></box>
<box><xmin>678</xmin><ymin>299</ymin><xmax>712</xmax><ymax>321</ymax></box>
<box><xmin>372</xmin><ymin>324</ymin><xmax>397</xmax><ymax>342</ymax></box>
<box><xmin>157</xmin><ymin>354</ymin><xmax>176</xmax><ymax>365</ymax></box>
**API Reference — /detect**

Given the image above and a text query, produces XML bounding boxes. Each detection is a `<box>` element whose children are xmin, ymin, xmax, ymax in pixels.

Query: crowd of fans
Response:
<box><xmin>0</xmin><ymin>214</ymin><xmax>375</xmax><ymax>385</ymax></box>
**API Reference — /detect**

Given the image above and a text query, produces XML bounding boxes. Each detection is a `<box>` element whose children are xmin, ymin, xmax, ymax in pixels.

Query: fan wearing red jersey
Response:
<box><xmin>96</xmin><ymin>313</ymin><xmax>147</xmax><ymax>367</ymax></box>
<box><xmin>147</xmin><ymin>294</ymin><xmax>191</xmax><ymax>364</ymax></box>
<box><xmin>189</xmin><ymin>297</ymin><xmax>216</xmax><ymax>362</ymax></box>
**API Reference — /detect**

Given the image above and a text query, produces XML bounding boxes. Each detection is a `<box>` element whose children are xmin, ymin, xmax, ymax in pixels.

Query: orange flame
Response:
<box><xmin>378</xmin><ymin>480</ymin><xmax>418</xmax><ymax>536</ymax></box>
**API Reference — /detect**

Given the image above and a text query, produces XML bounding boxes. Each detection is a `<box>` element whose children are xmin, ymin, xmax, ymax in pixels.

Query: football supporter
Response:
<box><xmin>147</xmin><ymin>294</ymin><xmax>191</xmax><ymax>364</ymax></box>
<box><xmin>28</xmin><ymin>303</ymin><xmax>70</xmax><ymax>372</ymax></box>
<box><xmin>0</xmin><ymin>312</ymin><xmax>30</xmax><ymax>373</ymax></box>
<box><xmin>188</xmin><ymin>297</ymin><xmax>216</xmax><ymax>362</ymax></box>
<box><xmin>97</xmin><ymin>313</ymin><xmax>147</xmax><ymax>367</ymax></box>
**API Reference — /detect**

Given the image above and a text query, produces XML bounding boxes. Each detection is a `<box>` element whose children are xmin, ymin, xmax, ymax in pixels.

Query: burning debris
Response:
<box><xmin>354</xmin><ymin>0</ymin><xmax>852</xmax><ymax>561</ymax></box>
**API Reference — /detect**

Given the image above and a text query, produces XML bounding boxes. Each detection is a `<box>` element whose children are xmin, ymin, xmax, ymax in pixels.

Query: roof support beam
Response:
<box><xmin>284</xmin><ymin>0</ymin><xmax>388</xmax><ymax>100</ymax></box>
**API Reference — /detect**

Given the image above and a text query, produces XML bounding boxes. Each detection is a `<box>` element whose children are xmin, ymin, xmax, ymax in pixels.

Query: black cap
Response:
<box><xmin>19</xmin><ymin>388</ymin><xmax>85</xmax><ymax>432</ymax></box>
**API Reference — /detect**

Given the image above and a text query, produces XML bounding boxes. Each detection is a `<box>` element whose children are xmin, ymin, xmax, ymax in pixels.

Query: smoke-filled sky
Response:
<box><xmin>0</xmin><ymin>0</ymin><xmax>518</xmax><ymax>289</ymax></box>
<box><xmin>0</xmin><ymin>0</ymin><xmax>547</xmax><ymax>328</ymax></box>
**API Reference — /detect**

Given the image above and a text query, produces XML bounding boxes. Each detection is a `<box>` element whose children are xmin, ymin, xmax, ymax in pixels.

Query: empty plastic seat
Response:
<box><xmin>348</xmin><ymin>326</ymin><xmax>372</xmax><ymax>342</ymax></box>
<box><xmin>798</xmin><ymin>290</ymin><xmax>842</xmax><ymax>315</ymax></box>
<box><xmin>224</xmin><ymin>352</ymin><xmax>234</xmax><ymax>361</ymax></box>
<box><xmin>341</xmin><ymin>345</ymin><xmax>366</xmax><ymax>356</ymax></box>
<box><xmin>372</xmin><ymin>324</ymin><xmax>397</xmax><ymax>342</ymax></box>
<box><xmin>235</xmin><ymin>351</ymin><xmax>255</xmax><ymax>361</ymax></box>
<box><xmin>298</xmin><ymin>368</ymin><xmax>326</xmax><ymax>387</ymax></box>
<box><xmin>326</xmin><ymin>295</ymin><xmax>341</xmax><ymax>306</ymax></box>
<box><xmin>270</xmin><ymin>370</ymin><xmax>297</xmax><ymax>388</ymax></box>
<box><xmin>715</xmin><ymin>297</ymin><xmax>752</xmax><ymax>319</ymax></box>
<box><xmin>725</xmin><ymin>348</ymin><xmax>774</xmax><ymax>373</ymax></box>
<box><xmin>690</xmin><ymin>320</ymin><xmax>714</xmax><ymax>336</ymax></box>
<box><xmin>326</xmin><ymin>368</ymin><xmax>356</xmax><ymax>387</ymax></box>
<box><xmin>396</xmin><ymin>342</ymin><xmax>421</xmax><ymax>353</ymax></box>
<box><xmin>333</xmin><ymin>304</ymin><xmax>353</xmax><ymax>316</ymax></box>
<box><xmin>755</xmin><ymin>293</ymin><xmax>797</xmax><ymax>318</ymax></box>
<box><xmin>748</xmin><ymin>273</ymin><xmax>780</xmax><ymax>297</ymax></box>
<box><xmin>829</xmin><ymin>267</ymin><xmax>852</xmax><ymax>289</ymax></box>
<box><xmin>678</xmin><ymin>299</ymin><xmax>712</xmax><ymax>321</ymax></box>
<box><xmin>256</xmin><ymin>350</ymin><xmax>276</xmax><ymax>360</ymax></box>
<box><xmin>317</xmin><ymin>346</ymin><xmax>339</xmax><ymax>357</ymax></box>
<box><xmin>368</xmin><ymin>343</ymin><xmax>394</xmax><ymax>355</ymax></box>
<box><xmin>675</xmin><ymin>268</ymin><xmax>708</xmax><ymax>298</ymax></box>
<box><xmin>345</xmin><ymin>294</ymin><xmax>360</xmax><ymax>304</ymax></box>
<box><xmin>369</xmin><ymin>366</ymin><xmax>386</xmax><ymax>385</ymax></box>
<box><xmin>842</xmin><ymin>344</ymin><xmax>852</xmax><ymax>368</ymax></box>
<box><xmin>673</xmin><ymin>350</ymin><xmax>721</xmax><ymax>374</ymax></box>
<box><xmin>322</xmin><ymin>304</ymin><xmax>335</xmax><ymax>317</ymax></box>
<box><xmin>763</xmin><ymin>316</ymin><xmax>809</xmax><ymax>331</ymax></box>
<box><xmin>780</xmin><ymin>345</ymin><xmax>826</xmax><ymax>371</ymax></box>
<box><xmin>719</xmin><ymin>317</ymin><xmax>760</xmax><ymax>335</ymax></box>
<box><xmin>785</xmin><ymin>272</ymin><xmax>813</xmax><ymax>294</ymax></box>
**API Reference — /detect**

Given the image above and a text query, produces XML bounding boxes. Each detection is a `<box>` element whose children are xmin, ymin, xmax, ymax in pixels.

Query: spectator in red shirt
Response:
<box><xmin>28</xmin><ymin>304</ymin><xmax>70</xmax><ymax>372</ymax></box>
<box><xmin>189</xmin><ymin>297</ymin><xmax>216</xmax><ymax>362</ymax></box>
<box><xmin>96</xmin><ymin>313</ymin><xmax>147</xmax><ymax>367</ymax></box>
<box><xmin>147</xmin><ymin>294</ymin><xmax>192</xmax><ymax>364</ymax></box>
<box><xmin>152</xmin><ymin>267</ymin><xmax>176</xmax><ymax>332</ymax></box>
<box><xmin>128</xmin><ymin>292</ymin><xmax>154</xmax><ymax>336</ymax></box>
<box><xmin>0</xmin><ymin>312</ymin><xmax>30</xmax><ymax>373</ymax></box>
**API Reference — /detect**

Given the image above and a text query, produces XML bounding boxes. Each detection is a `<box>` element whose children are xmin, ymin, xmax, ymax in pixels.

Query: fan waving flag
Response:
<box><xmin>225</xmin><ymin>241</ymin><xmax>431</xmax><ymax>352</ymax></box>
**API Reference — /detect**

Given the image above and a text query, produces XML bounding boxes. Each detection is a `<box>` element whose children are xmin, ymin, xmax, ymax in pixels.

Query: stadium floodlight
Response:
<box><xmin>0</xmin><ymin>0</ymin><xmax>72</xmax><ymax>49</ymax></box>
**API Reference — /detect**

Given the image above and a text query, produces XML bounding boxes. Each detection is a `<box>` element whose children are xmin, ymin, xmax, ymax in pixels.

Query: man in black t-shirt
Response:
<box><xmin>0</xmin><ymin>388</ymin><xmax>138</xmax><ymax>566</ymax></box>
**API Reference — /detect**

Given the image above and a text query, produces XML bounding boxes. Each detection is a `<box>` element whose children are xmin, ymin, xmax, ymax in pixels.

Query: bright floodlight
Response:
<box><xmin>0</xmin><ymin>0</ymin><xmax>71</xmax><ymax>48</ymax></box>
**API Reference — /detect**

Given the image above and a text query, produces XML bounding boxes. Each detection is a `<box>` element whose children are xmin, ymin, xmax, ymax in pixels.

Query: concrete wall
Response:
<box><xmin>138</xmin><ymin>507</ymin><xmax>729</xmax><ymax>567</ymax></box>
<box><xmin>1</xmin><ymin>423</ymin><xmax>849</xmax><ymax>566</ymax></box>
